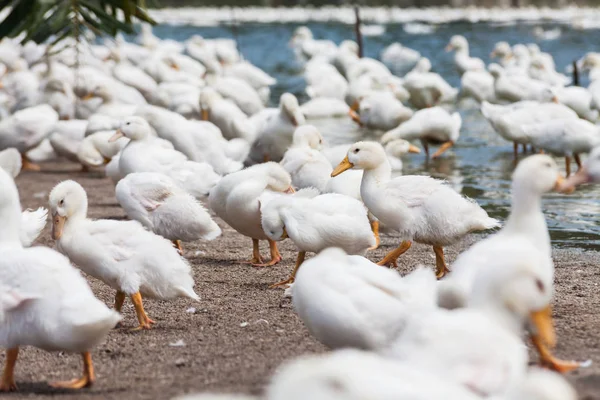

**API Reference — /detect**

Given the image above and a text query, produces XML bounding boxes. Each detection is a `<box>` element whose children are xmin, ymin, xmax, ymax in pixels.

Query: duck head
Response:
<box><xmin>109</xmin><ymin>116</ymin><xmax>152</xmax><ymax>142</ymax></box>
<box><xmin>292</xmin><ymin>125</ymin><xmax>323</xmax><ymax>150</ymax></box>
<box><xmin>49</xmin><ymin>180</ymin><xmax>88</xmax><ymax>240</ymax></box>
<box><xmin>331</xmin><ymin>141</ymin><xmax>387</xmax><ymax>177</ymax></box>
<box><xmin>280</xmin><ymin>93</ymin><xmax>305</xmax><ymax>127</ymax></box>
<box><xmin>445</xmin><ymin>35</ymin><xmax>468</xmax><ymax>52</ymax></box>
<box><xmin>468</xmin><ymin>242</ymin><xmax>554</xmax><ymax>346</ymax></box>
<box><xmin>512</xmin><ymin>155</ymin><xmax>566</xmax><ymax>195</ymax></box>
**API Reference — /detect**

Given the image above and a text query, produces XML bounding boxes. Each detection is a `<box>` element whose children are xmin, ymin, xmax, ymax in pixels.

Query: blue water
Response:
<box><xmin>150</xmin><ymin>21</ymin><xmax>600</xmax><ymax>249</ymax></box>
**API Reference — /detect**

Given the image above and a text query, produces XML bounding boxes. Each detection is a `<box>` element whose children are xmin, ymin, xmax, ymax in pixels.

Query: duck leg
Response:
<box><xmin>172</xmin><ymin>239</ymin><xmax>183</xmax><ymax>255</ymax></box>
<box><xmin>254</xmin><ymin>240</ymin><xmax>282</xmax><ymax>267</ymax></box>
<box><xmin>130</xmin><ymin>292</ymin><xmax>155</xmax><ymax>331</ymax></box>
<box><xmin>113</xmin><ymin>291</ymin><xmax>126</xmax><ymax>328</ymax></box>
<box><xmin>420</xmin><ymin>140</ymin><xmax>430</xmax><ymax>159</ymax></box>
<box><xmin>433</xmin><ymin>245</ymin><xmax>450</xmax><ymax>279</ymax></box>
<box><xmin>377</xmin><ymin>240</ymin><xmax>412</xmax><ymax>268</ymax></box>
<box><xmin>521</xmin><ymin>143</ymin><xmax>527</xmax><ymax>153</ymax></box>
<box><xmin>565</xmin><ymin>156</ymin><xmax>571</xmax><ymax>177</ymax></box>
<box><xmin>241</xmin><ymin>239</ymin><xmax>264</xmax><ymax>265</ymax></box>
<box><xmin>21</xmin><ymin>154</ymin><xmax>40</xmax><ymax>172</ymax></box>
<box><xmin>0</xmin><ymin>348</ymin><xmax>19</xmax><ymax>392</ymax></box>
<box><xmin>513</xmin><ymin>142</ymin><xmax>519</xmax><ymax>161</ymax></box>
<box><xmin>432</xmin><ymin>141</ymin><xmax>454</xmax><ymax>159</ymax></box>
<box><xmin>574</xmin><ymin>154</ymin><xmax>582</xmax><ymax>171</ymax></box>
<box><xmin>530</xmin><ymin>335</ymin><xmax>580</xmax><ymax>373</ymax></box>
<box><xmin>368</xmin><ymin>220</ymin><xmax>380</xmax><ymax>251</ymax></box>
<box><xmin>49</xmin><ymin>352</ymin><xmax>95</xmax><ymax>389</ymax></box>
<box><xmin>270</xmin><ymin>251</ymin><xmax>306</xmax><ymax>288</ymax></box>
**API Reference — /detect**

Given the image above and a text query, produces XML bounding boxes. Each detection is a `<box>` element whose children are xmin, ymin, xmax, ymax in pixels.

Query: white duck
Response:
<box><xmin>0</xmin><ymin>148</ymin><xmax>48</xmax><ymax>247</ymax></box>
<box><xmin>331</xmin><ymin>142</ymin><xmax>499</xmax><ymax>278</ymax></box>
<box><xmin>489</xmin><ymin>63</ymin><xmax>553</xmax><ymax>103</ymax></box>
<box><xmin>445</xmin><ymin>35</ymin><xmax>485</xmax><ymax>75</ymax></box>
<box><xmin>481</xmin><ymin>101</ymin><xmax>578</xmax><ymax>159</ymax></box>
<box><xmin>81</xmin><ymin>84</ymin><xmax>139</xmax><ymax>118</ymax></box>
<box><xmin>299</xmin><ymin>97</ymin><xmax>350</xmax><ymax>120</ymax></box>
<box><xmin>48</xmin><ymin>120</ymin><xmax>88</xmax><ymax>163</ymax></box>
<box><xmin>0</xmin><ymin>104</ymin><xmax>58</xmax><ymax>170</ymax></box>
<box><xmin>49</xmin><ymin>180</ymin><xmax>199</xmax><ymax>330</ymax></box>
<box><xmin>0</xmin><ymin>167</ymin><xmax>121</xmax><ymax>391</ymax></box>
<box><xmin>551</xmin><ymin>86</ymin><xmax>598</xmax><ymax>121</ymax></box>
<box><xmin>208</xmin><ymin>162</ymin><xmax>293</xmax><ymax>267</ymax></box>
<box><xmin>381</xmin><ymin>107</ymin><xmax>462</xmax><ymax>159</ymax></box>
<box><xmin>113</xmin><ymin>117</ymin><xmax>220</xmax><ymax>201</ymax></box>
<box><xmin>403</xmin><ymin>58</ymin><xmax>458</xmax><ymax>109</ymax></box>
<box><xmin>77</xmin><ymin>130</ymin><xmax>129</xmax><ymax>170</ymax></box>
<box><xmin>438</xmin><ymin>155</ymin><xmax>579</xmax><ymax>373</ymax></box>
<box><xmin>267</xmin><ymin>349</ymin><xmax>481</xmax><ymax>400</ymax></box>
<box><xmin>385</xmin><ymin>249</ymin><xmax>554</xmax><ymax>397</ymax></box>
<box><xmin>350</xmin><ymin>91</ymin><xmax>413</xmax><ymax>131</ymax></box>
<box><xmin>522</xmin><ymin>118</ymin><xmax>600</xmax><ymax>176</ymax></box>
<box><xmin>261</xmin><ymin>190</ymin><xmax>375</xmax><ymax>287</ymax></box>
<box><xmin>248</xmin><ymin>93</ymin><xmax>306</xmax><ymax>163</ymax></box>
<box><xmin>292</xmin><ymin>247</ymin><xmax>436</xmax><ymax>350</ymax></box>
<box><xmin>460</xmin><ymin>69</ymin><xmax>495</xmax><ymax>102</ymax></box>
<box><xmin>280</xmin><ymin>125</ymin><xmax>331</xmax><ymax>192</ymax></box>
<box><xmin>199</xmin><ymin>87</ymin><xmax>255</xmax><ymax>142</ymax></box>
<box><xmin>380</xmin><ymin>42</ymin><xmax>421</xmax><ymax>76</ymax></box>
<box><xmin>115</xmin><ymin>172</ymin><xmax>222</xmax><ymax>254</ymax></box>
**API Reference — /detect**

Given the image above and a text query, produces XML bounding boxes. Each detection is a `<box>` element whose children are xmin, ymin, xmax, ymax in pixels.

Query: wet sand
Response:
<box><xmin>5</xmin><ymin>161</ymin><xmax>600</xmax><ymax>399</ymax></box>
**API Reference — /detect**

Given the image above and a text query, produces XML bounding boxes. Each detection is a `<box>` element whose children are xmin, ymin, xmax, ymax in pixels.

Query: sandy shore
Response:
<box><xmin>6</xmin><ymin>161</ymin><xmax>600</xmax><ymax>400</ymax></box>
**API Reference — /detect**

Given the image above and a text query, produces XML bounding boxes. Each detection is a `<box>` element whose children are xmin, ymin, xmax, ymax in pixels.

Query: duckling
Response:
<box><xmin>115</xmin><ymin>172</ymin><xmax>222</xmax><ymax>254</ymax></box>
<box><xmin>280</xmin><ymin>125</ymin><xmax>331</xmax><ymax>192</ymax></box>
<box><xmin>331</xmin><ymin>142</ymin><xmax>498</xmax><ymax>278</ymax></box>
<box><xmin>261</xmin><ymin>189</ymin><xmax>375</xmax><ymax>287</ymax></box>
<box><xmin>0</xmin><ymin>167</ymin><xmax>121</xmax><ymax>391</ymax></box>
<box><xmin>208</xmin><ymin>162</ymin><xmax>293</xmax><ymax>267</ymax></box>
<box><xmin>49</xmin><ymin>180</ymin><xmax>199</xmax><ymax>330</ymax></box>
<box><xmin>292</xmin><ymin>247</ymin><xmax>436</xmax><ymax>350</ymax></box>
<box><xmin>381</xmin><ymin>107</ymin><xmax>461</xmax><ymax>159</ymax></box>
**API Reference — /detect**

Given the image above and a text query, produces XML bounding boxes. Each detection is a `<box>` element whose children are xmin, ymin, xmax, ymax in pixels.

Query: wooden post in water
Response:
<box><xmin>354</xmin><ymin>6</ymin><xmax>363</xmax><ymax>58</ymax></box>
<box><xmin>572</xmin><ymin>60</ymin><xmax>580</xmax><ymax>86</ymax></box>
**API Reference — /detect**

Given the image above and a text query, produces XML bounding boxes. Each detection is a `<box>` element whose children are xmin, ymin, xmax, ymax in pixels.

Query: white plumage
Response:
<box><xmin>116</xmin><ymin>172</ymin><xmax>221</xmax><ymax>243</ymax></box>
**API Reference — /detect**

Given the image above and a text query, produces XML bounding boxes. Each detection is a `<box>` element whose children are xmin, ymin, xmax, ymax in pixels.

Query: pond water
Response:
<box><xmin>149</xmin><ymin>20</ymin><xmax>600</xmax><ymax>249</ymax></box>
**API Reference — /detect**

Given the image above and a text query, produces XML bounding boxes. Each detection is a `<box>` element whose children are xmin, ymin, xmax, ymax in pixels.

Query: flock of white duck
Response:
<box><xmin>0</xmin><ymin>23</ymin><xmax>599</xmax><ymax>399</ymax></box>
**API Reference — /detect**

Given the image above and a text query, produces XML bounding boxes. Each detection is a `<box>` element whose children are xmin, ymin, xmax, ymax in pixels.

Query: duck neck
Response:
<box><xmin>505</xmin><ymin>184</ymin><xmax>550</xmax><ymax>253</ymax></box>
<box><xmin>361</xmin><ymin>160</ymin><xmax>392</xmax><ymax>193</ymax></box>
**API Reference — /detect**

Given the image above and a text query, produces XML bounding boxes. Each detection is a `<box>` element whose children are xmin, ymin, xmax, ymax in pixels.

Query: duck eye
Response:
<box><xmin>545</xmin><ymin>162</ymin><xmax>552</xmax><ymax>168</ymax></box>
<box><xmin>59</xmin><ymin>199</ymin><xmax>64</xmax><ymax>206</ymax></box>
<box><xmin>126</xmin><ymin>122</ymin><xmax>131</xmax><ymax>125</ymax></box>
<box><xmin>535</xmin><ymin>279</ymin><xmax>545</xmax><ymax>293</ymax></box>
<box><xmin>354</xmin><ymin>148</ymin><xmax>360</xmax><ymax>153</ymax></box>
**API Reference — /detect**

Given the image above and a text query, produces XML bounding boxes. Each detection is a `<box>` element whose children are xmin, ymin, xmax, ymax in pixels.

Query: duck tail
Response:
<box><xmin>201</xmin><ymin>222</ymin><xmax>222</xmax><ymax>241</ymax></box>
<box><xmin>177</xmin><ymin>286</ymin><xmax>201</xmax><ymax>302</ymax></box>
